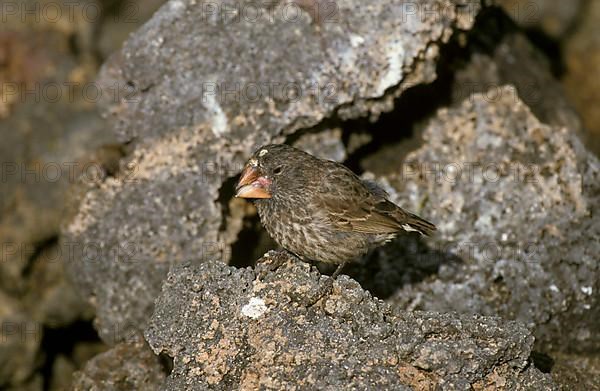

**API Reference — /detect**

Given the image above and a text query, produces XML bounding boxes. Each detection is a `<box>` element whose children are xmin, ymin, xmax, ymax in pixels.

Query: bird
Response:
<box><xmin>235</xmin><ymin>144</ymin><xmax>436</xmax><ymax>278</ymax></box>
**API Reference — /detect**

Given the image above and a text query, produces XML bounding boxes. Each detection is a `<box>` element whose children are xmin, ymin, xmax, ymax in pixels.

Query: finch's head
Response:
<box><xmin>235</xmin><ymin>144</ymin><xmax>311</xmax><ymax>199</ymax></box>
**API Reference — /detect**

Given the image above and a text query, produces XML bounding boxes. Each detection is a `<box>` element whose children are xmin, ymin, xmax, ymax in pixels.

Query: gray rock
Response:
<box><xmin>65</xmin><ymin>0</ymin><xmax>483</xmax><ymax>343</ymax></box>
<box><xmin>23</xmin><ymin>244</ymin><xmax>93</xmax><ymax>329</ymax></box>
<box><xmin>451</xmin><ymin>10</ymin><xmax>584</xmax><ymax>152</ymax></box>
<box><xmin>292</xmin><ymin>128</ymin><xmax>347</xmax><ymax>162</ymax></box>
<box><xmin>0</xmin><ymin>98</ymin><xmax>118</xmax><ymax>348</ymax></box>
<box><xmin>145</xmin><ymin>252</ymin><xmax>556</xmax><ymax>390</ymax></box>
<box><xmin>98</xmin><ymin>0</ymin><xmax>481</xmax><ymax>145</ymax></box>
<box><xmin>0</xmin><ymin>101</ymin><xmax>113</xmax><ymax>295</ymax></box>
<box><xmin>0</xmin><ymin>8</ymin><xmax>121</xmax><ymax>389</ymax></box>
<box><xmin>359</xmin><ymin>8</ymin><xmax>588</xmax><ymax>177</ymax></box>
<box><xmin>382</xmin><ymin>87</ymin><xmax>599</xmax><ymax>353</ymax></box>
<box><xmin>71</xmin><ymin>338</ymin><xmax>166</xmax><ymax>391</ymax></box>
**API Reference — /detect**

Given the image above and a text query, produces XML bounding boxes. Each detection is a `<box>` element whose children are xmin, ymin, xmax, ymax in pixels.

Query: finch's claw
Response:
<box><xmin>304</xmin><ymin>263</ymin><xmax>346</xmax><ymax>307</ymax></box>
<box><xmin>255</xmin><ymin>250</ymin><xmax>299</xmax><ymax>279</ymax></box>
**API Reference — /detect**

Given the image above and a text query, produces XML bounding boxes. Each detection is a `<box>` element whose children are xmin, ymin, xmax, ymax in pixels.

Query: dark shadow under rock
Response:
<box><xmin>343</xmin><ymin>234</ymin><xmax>463</xmax><ymax>300</ymax></box>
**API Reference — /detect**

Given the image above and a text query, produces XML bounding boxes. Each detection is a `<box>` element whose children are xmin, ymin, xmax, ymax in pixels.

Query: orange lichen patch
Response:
<box><xmin>195</xmin><ymin>335</ymin><xmax>242</xmax><ymax>385</ymax></box>
<box><xmin>473</xmin><ymin>367</ymin><xmax>509</xmax><ymax>390</ymax></box>
<box><xmin>397</xmin><ymin>363</ymin><xmax>441</xmax><ymax>391</ymax></box>
<box><xmin>239</xmin><ymin>369</ymin><xmax>261</xmax><ymax>390</ymax></box>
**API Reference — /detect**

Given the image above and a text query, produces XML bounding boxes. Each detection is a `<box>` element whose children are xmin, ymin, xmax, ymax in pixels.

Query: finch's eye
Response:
<box><xmin>273</xmin><ymin>166</ymin><xmax>283</xmax><ymax>175</ymax></box>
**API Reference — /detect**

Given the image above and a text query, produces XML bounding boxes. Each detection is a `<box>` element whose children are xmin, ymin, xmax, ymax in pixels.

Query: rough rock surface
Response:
<box><xmin>65</xmin><ymin>0</ymin><xmax>483</xmax><ymax>343</ymax></box>
<box><xmin>0</xmin><ymin>100</ymin><xmax>111</xmax><ymax>390</ymax></box>
<box><xmin>381</xmin><ymin>87</ymin><xmax>599</xmax><ymax>353</ymax></box>
<box><xmin>292</xmin><ymin>127</ymin><xmax>347</xmax><ymax>162</ymax></box>
<box><xmin>0</xmin><ymin>1</ymin><xmax>171</xmax><ymax>389</ymax></box>
<box><xmin>22</xmin><ymin>244</ymin><xmax>93</xmax><ymax>328</ymax></box>
<box><xmin>0</xmin><ymin>8</ymin><xmax>118</xmax><ymax>388</ymax></box>
<box><xmin>352</xmin><ymin>8</ymin><xmax>588</xmax><ymax>176</ymax></box>
<box><xmin>99</xmin><ymin>0</ymin><xmax>481</xmax><ymax>145</ymax></box>
<box><xmin>71</xmin><ymin>338</ymin><xmax>166</xmax><ymax>390</ymax></box>
<box><xmin>0</xmin><ymin>88</ymin><xmax>113</xmax><ymax>296</ymax></box>
<box><xmin>145</xmin><ymin>252</ymin><xmax>556</xmax><ymax>390</ymax></box>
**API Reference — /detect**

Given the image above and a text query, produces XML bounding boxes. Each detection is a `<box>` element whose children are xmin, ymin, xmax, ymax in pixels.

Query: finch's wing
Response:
<box><xmin>315</xmin><ymin>164</ymin><xmax>436</xmax><ymax>236</ymax></box>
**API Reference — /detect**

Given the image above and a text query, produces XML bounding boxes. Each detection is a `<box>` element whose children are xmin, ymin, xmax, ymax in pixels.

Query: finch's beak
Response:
<box><xmin>235</xmin><ymin>164</ymin><xmax>272</xmax><ymax>199</ymax></box>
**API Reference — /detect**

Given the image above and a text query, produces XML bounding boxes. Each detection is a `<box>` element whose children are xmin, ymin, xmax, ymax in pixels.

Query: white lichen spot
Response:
<box><xmin>204</xmin><ymin>91</ymin><xmax>229</xmax><ymax>136</ymax></box>
<box><xmin>376</xmin><ymin>39</ymin><xmax>405</xmax><ymax>96</ymax></box>
<box><xmin>169</xmin><ymin>0</ymin><xmax>185</xmax><ymax>12</ymax></box>
<box><xmin>549</xmin><ymin>284</ymin><xmax>559</xmax><ymax>293</ymax></box>
<box><xmin>259</xmin><ymin>149</ymin><xmax>269</xmax><ymax>157</ymax></box>
<box><xmin>241</xmin><ymin>297</ymin><xmax>268</xmax><ymax>319</ymax></box>
<box><xmin>501</xmin><ymin>233</ymin><xmax>508</xmax><ymax>241</ymax></box>
<box><xmin>581</xmin><ymin>286</ymin><xmax>593</xmax><ymax>296</ymax></box>
<box><xmin>349</xmin><ymin>34</ymin><xmax>365</xmax><ymax>47</ymax></box>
